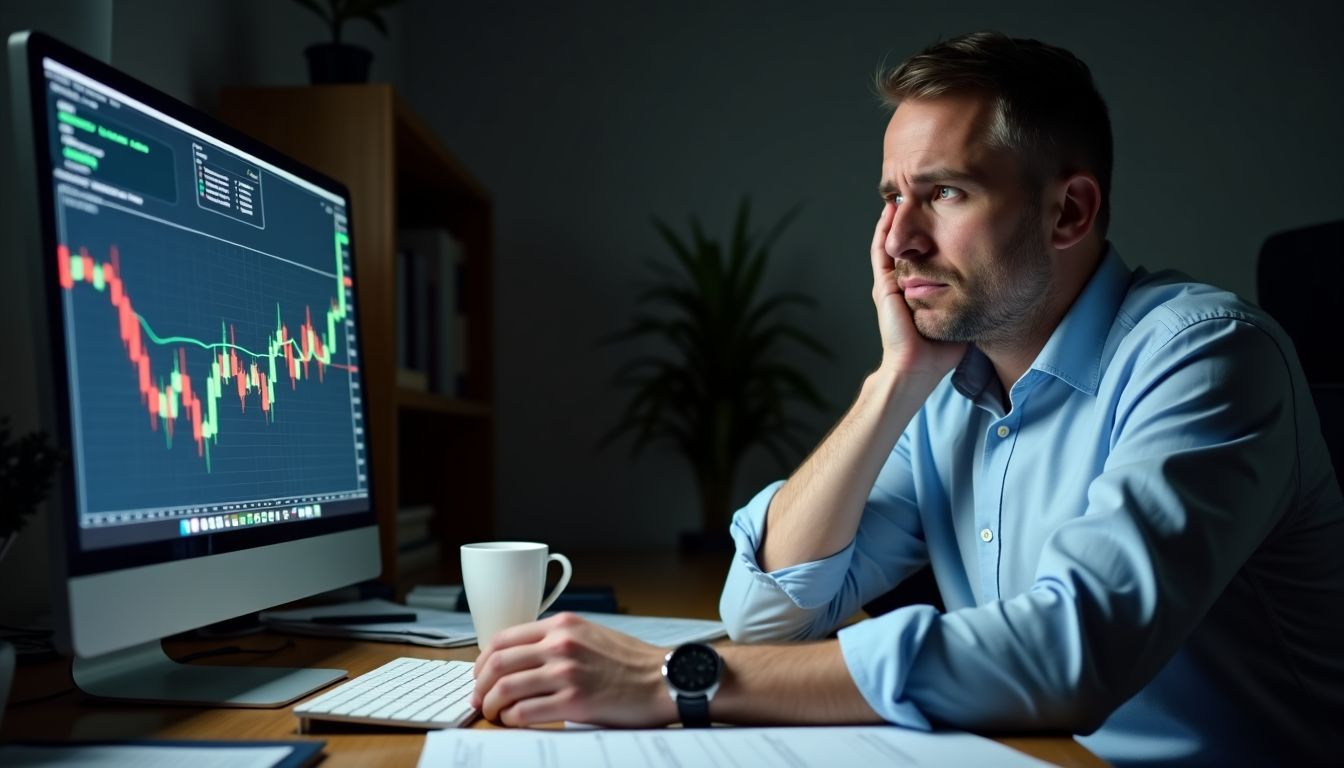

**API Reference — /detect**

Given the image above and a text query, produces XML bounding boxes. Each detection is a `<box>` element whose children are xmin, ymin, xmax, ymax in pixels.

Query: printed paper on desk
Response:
<box><xmin>260</xmin><ymin>598</ymin><xmax>477</xmax><ymax>648</ymax></box>
<box><xmin>419</xmin><ymin>726</ymin><xmax>1053</xmax><ymax>768</ymax></box>
<box><xmin>572</xmin><ymin>612</ymin><xmax>726</xmax><ymax>646</ymax></box>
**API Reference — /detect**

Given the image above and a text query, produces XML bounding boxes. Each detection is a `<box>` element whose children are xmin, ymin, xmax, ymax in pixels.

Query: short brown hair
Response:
<box><xmin>878</xmin><ymin>32</ymin><xmax>1113</xmax><ymax>236</ymax></box>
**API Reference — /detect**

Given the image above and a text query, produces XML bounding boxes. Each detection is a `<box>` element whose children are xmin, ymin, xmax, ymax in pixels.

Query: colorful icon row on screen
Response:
<box><xmin>178</xmin><ymin>504</ymin><xmax>322</xmax><ymax>536</ymax></box>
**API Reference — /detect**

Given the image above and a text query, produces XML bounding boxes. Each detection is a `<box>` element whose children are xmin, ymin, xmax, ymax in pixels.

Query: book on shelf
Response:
<box><xmin>396</xmin><ymin>504</ymin><xmax>436</xmax><ymax>551</ymax></box>
<box><xmin>397</xmin><ymin>539</ymin><xmax>442</xmax><ymax>577</ymax></box>
<box><xmin>395</xmin><ymin>242</ymin><xmax>431</xmax><ymax>380</ymax></box>
<box><xmin>397</xmin><ymin>227</ymin><xmax>466</xmax><ymax>398</ymax></box>
<box><xmin>395</xmin><ymin>368</ymin><xmax>428</xmax><ymax>392</ymax></box>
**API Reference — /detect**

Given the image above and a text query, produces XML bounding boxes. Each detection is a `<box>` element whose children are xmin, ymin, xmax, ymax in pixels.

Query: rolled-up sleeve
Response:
<box><xmin>719</xmin><ymin>431</ymin><xmax>932</xmax><ymax>643</ymax></box>
<box><xmin>718</xmin><ymin>481</ymin><xmax>859</xmax><ymax>642</ymax></box>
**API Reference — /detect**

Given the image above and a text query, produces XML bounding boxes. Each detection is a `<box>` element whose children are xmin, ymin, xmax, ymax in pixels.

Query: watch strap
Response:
<box><xmin>676</xmin><ymin>693</ymin><xmax>711</xmax><ymax>728</ymax></box>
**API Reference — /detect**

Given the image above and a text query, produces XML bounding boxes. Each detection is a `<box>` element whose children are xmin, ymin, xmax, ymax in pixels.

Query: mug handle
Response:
<box><xmin>537</xmin><ymin>552</ymin><xmax>573</xmax><ymax>615</ymax></box>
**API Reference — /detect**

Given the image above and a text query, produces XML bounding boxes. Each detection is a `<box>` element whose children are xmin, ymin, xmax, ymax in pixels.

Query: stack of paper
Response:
<box><xmin>260</xmin><ymin>599</ymin><xmax>727</xmax><ymax>648</ymax></box>
<box><xmin>420</xmin><ymin>726</ymin><xmax>1054</xmax><ymax>767</ymax></box>
<box><xmin>260</xmin><ymin>598</ymin><xmax>476</xmax><ymax>648</ymax></box>
<box><xmin>404</xmin><ymin>584</ymin><xmax>463</xmax><ymax>611</ymax></box>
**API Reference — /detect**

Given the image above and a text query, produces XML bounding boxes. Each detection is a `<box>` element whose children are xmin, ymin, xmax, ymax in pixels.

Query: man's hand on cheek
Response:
<box><xmin>470</xmin><ymin>612</ymin><xmax>677</xmax><ymax>727</ymax></box>
<box><xmin>869</xmin><ymin>203</ymin><xmax>965</xmax><ymax>381</ymax></box>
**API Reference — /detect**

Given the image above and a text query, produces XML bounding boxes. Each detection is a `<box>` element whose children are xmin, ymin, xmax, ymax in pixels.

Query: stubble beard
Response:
<box><xmin>905</xmin><ymin>203</ymin><xmax>1053</xmax><ymax>349</ymax></box>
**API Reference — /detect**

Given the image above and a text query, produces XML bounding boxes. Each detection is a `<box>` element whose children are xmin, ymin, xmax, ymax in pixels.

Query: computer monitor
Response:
<box><xmin>7</xmin><ymin>30</ymin><xmax>381</xmax><ymax>706</ymax></box>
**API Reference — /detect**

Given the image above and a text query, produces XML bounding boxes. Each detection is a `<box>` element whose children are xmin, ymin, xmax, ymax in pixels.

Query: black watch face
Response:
<box><xmin>668</xmin><ymin>644</ymin><xmax>720</xmax><ymax>692</ymax></box>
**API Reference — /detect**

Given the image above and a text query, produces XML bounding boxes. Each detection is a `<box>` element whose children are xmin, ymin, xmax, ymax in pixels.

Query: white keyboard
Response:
<box><xmin>294</xmin><ymin>657</ymin><xmax>478</xmax><ymax>732</ymax></box>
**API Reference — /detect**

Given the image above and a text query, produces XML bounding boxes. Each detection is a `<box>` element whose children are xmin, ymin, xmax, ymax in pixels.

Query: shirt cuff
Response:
<box><xmin>837</xmin><ymin>605</ymin><xmax>940</xmax><ymax>730</ymax></box>
<box><xmin>728</xmin><ymin>481</ymin><xmax>859</xmax><ymax>610</ymax></box>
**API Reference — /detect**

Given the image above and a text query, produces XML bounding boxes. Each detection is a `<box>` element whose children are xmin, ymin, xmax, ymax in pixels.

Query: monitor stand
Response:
<box><xmin>72</xmin><ymin>640</ymin><xmax>345</xmax><ymax>707</ymax></box>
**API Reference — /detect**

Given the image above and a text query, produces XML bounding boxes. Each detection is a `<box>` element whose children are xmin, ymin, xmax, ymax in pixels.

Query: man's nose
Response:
<box><xmin>886</xmin><ymin>203</ymin><xmax>933</xmax><ymax>262</ymax></box>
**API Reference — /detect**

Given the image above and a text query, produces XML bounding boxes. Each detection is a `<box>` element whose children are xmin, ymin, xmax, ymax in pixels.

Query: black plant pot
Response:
<box><xmin>304</xmin><ymin>43</ymin><xmax>373</xmax><ymax>84</ymax></box>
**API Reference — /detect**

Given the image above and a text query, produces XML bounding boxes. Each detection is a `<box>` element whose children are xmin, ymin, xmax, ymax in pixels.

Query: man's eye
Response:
<box><xmin>890</xmin><ymin>194</ymin><xmax>904</xmax><ymax>205</ymax></box>
<box><xmin>936</xmin><ymin>186</ymin><xmax>960</xmax><ymax>200</ymax></box>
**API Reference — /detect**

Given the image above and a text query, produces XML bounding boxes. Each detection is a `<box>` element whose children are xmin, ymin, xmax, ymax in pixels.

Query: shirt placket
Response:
<box><xmin>975</xmin><ymin>379</ymin><xmax>1035</xmax><ymax>601</ymax></box>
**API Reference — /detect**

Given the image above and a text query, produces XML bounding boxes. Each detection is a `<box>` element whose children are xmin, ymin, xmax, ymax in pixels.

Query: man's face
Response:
<box><xmin>880</xmin><ymin>94</ymin><xmax>1053</xmax><ymax>346</ymax></box>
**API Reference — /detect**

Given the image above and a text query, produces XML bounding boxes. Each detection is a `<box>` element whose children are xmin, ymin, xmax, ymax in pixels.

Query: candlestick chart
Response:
<box><xmin>57</xmin><ymin>202</ymin><xmax>366</xmax><ymax>516</ymax></box>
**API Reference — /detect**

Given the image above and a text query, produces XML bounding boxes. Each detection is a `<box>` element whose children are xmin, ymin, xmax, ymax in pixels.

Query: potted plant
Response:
<box><xmin>290</xmin><ymin>0</ymin><xmax>402</xmax><ymax>84</ymax></box>
<box><xmin>601</xmin><ymin>198</ymin><xmax>830</xmax><ymax>552</ymax></box>
<box><xmin>0</xmin><ymin>418</ymin><xmax>60</xmax><ymax>565</ymax></box>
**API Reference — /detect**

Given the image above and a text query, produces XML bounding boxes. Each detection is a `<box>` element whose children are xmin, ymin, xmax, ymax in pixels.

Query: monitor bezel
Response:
<box><xmin>10</xmin><ymin>30</ymin><xmax>379</xmax><ymax>580</ymax></box>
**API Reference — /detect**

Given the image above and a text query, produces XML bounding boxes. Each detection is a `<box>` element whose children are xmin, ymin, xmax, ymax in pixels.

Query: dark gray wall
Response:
<box><xmin>0</xmin><ymin>0</ymin><xmax>113</xmax><ymax>624</ymax></box>
<box><xmin>3</xmin><ymin>2</ymin><xmax>1342</xmax><ymax>574</ymax></box>
<box><xmin>398</xmin><ymin>1</ymin><xmax>1344</xmax><ymax>551</ymax></box>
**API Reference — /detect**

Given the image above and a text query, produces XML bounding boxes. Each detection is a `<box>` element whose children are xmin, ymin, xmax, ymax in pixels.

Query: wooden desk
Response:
<box><xmin>1</xmin><ymin>553</ymin><xmax>1105</xmax><ymax>767</ymax></box>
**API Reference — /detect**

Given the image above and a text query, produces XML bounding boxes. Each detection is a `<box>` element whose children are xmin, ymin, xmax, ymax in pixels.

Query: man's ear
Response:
<box><xmin>1050</xmin><ymin>172</ymin><xmax>1101</xmax><ymax>251</ymax></box>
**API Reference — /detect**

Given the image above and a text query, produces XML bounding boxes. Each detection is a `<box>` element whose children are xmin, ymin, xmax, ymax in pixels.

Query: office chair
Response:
<box><xmin>1256</xmin><ymin>219</ymin><xmax>1344</xmax><ymax>485</ymax></box>
<box><xmin>0</xmin><ymin>641</ymin><xmax>12</xmax><ymax>729</ymax></box>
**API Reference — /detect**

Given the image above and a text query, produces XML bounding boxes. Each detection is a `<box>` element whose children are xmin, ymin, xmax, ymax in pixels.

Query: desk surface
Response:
<box><xmin>1</xmin><ymin>553</ymin><xmax>1105</xmax><ymax>767</ymax></box>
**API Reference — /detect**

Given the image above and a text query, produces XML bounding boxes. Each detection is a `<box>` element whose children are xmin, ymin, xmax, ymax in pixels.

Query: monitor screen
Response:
<box><xmin>41</xmin><ymin>55</ymin><xmax>370</xmax><ymax>558</ymax></box>
<box><xmin>10</xmin><ymin>31</ymin><xmax>380</xmax><ymax>701</ymax></box>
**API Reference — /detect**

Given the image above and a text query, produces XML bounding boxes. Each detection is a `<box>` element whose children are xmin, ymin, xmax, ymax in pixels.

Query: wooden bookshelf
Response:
<box><xmin>218</xmin><ymin>85</ymin><xmax>494</xmax><ymax>585</ymax></box>
<box><xmin>396</xmin><ymin>388</ymin><xmax>491</xmax><ymax>417</ymax></box>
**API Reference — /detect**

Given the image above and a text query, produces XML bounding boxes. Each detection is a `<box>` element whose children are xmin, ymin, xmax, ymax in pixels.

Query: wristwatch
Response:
<box><xmin>661</xmin><ymin>642</ymin><xmax>722</xmax><ymax>728</ymax></box>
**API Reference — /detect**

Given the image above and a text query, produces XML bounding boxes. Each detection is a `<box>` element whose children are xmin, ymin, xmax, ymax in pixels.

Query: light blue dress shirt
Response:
<box><xmin>720</xmin><ymin>248</ymin><xmax>1344</xmax><ymax>766</ymax></box>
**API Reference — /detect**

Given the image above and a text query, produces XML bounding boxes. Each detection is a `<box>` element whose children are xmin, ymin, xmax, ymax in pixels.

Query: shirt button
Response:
<box><xmin>980</xmin><ymin>528</ymin><xmax>994</xmax><ymax>542</ymax></box>
<box><xmin>996</xmin><ymin>425</ymin><xmax>1010</xmax><ymax>438</ymax></box>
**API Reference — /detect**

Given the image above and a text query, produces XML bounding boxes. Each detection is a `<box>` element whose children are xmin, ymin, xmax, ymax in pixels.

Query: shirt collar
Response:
<box><xmin>1030</xmin><ymin>244</ymin><xmax>1130</xmax><ymax>395</ymax></box>
<box><xmin>952</xmin><ymin>244</ymin><xmax>1131</xmax><ymax>401</ymax></box>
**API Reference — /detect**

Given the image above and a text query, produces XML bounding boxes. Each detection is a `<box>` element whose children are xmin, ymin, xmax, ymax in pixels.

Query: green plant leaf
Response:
<box><xmin>309</xmin><ymin>0</ymin><xmax>401</xmax><ymax>40</ymax></box>
<box><xmin>770</xmin><ymin>324</ymin><xmax>834</xmax><ymax>359</ymax></box>
<box><xmin>641</xmin><ymin>258</ymin><xmax>681</xmax><ymax>284</ymax></box>
<box><xmin>290</xmin><ymin>0</ymin><xmax>333</xmax><ymax>24</ymax></box>
<box><xmin>651</xmin><ymin>217</ymin><xmax>696</xmax><ymax>279</ymax></box>
<box><xmin>755</xmin><ymin>364</ymin><xmax>829</xmax><ymax>409</ymax></box>
<box><xmin>634</xmin><ymin>284</ymin><xmax>700</xmax><ymax>312</ymax></box>
<box><xmin>0</xmin><ymin>418</ymin><xmax>62</xmax><ymax>539</ymax></box>
<box><xmin>756</xmin><ymin>202</ymin><xmax>803</xmax><ymax>258</ymax></box>
<box><xmin>352</xmin><ymin>10</ymin><xmax>390</xmax><ymax>36</ymax></box>
<box><xmin>741</xmin><ymin>291</ymin><xmax>815</xmax><ymax>338</ymax></box>
<box><xmin>727</xmin><ymin>197</ymin><xmax>753</xmax><ymax>287</ymax></box>
<box><xmin>341</xmin><ymin>0</ymin><xmax>402</xmax><ymax>16</ymax></box>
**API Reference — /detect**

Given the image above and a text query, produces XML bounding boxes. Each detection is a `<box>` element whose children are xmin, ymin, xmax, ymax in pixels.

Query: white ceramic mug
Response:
<box><xmin>460</xmin><ymin>541</ymin><xmax>573</xmax><ymax>650</ymax></box>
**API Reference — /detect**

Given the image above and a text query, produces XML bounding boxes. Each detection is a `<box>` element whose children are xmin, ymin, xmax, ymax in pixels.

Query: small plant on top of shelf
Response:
<box><xmin>290</xmin><ymin>0</ymin><xmax>403</xmax><ymax>84</ymax></box>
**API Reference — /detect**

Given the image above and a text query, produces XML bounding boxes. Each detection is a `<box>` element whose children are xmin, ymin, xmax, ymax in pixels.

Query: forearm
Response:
<box><xmin>712</xmin><ymin>640</ymin><xmax>881</xmax><ymax>725</ymax></box>
<box><xmin>760</xmin><ymin>363</ymin><xmax>938</xmax><ymax>571</ymax></box>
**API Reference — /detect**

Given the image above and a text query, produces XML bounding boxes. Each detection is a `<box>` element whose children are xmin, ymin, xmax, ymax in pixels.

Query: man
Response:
<box><xmin>470</xmin><ymin>32</ymin><xmax>1344</xmax><ymax>765</ymax></box>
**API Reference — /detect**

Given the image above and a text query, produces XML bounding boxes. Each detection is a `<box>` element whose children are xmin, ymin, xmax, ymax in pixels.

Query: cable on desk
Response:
<box><xmin>9</xmin><ymin>639</ymin><xmax>297</xmax><ymax>707</ymax></box>
<box><xmin>0</xmin><ymin>624</ymin><xmax>55</xmax><ymax>658</ymax></box>
<box><xmin>0</xmin><ymin>623</ymin><xmax>51</xmax><ymax>636</ymax></box>
<box><xmin>10</xmin><ymin>685</ymin><xmax>75</xmax><ymax>707</ymax></box>
<box><xmin>173</xmin><ymin>638</ymin><xmax>295</xmax><ymax>664</ymax></box>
